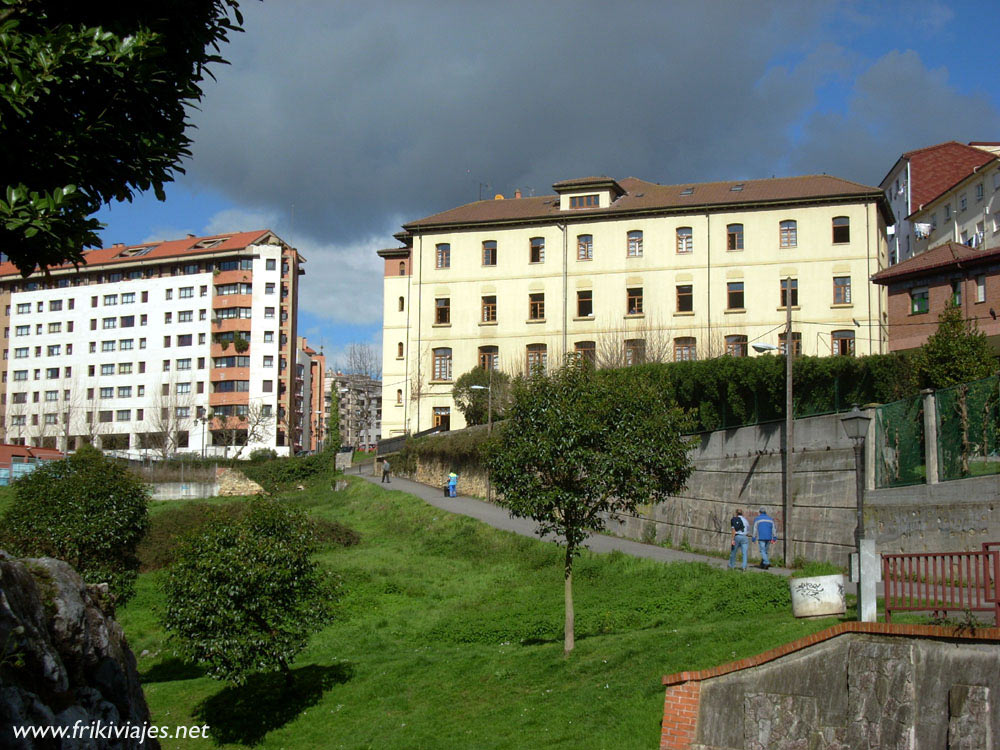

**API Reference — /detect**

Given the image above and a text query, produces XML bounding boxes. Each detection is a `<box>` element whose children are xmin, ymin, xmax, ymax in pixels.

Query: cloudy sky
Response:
<box><xmin>96</xmin><ymin>0</ymin><xmax>1000</xmax><ymax>368</ymax></box>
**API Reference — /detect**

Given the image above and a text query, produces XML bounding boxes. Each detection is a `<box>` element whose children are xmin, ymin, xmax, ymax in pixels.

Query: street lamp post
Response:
<box><xmin>470</xmin><ymin>381</ymin><xmax>493</xmax><ymax>502</ymax></box>
<box><xmin>841</xmin><ymin>404</ymin><xmax>874</xmax><ymax>621</ymax></box>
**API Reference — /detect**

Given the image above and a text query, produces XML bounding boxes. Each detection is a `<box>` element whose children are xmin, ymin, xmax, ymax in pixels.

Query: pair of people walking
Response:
<box><xmin>728</xmin><ymin>508</ymin><xmax>778</xmax><ymax>571</ymax></box>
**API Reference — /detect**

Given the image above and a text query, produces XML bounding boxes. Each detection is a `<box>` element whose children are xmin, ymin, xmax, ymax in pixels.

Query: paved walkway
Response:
<box><xmin>346</xmin><ymin>465</ymin><xmax>791</xmax><ymax>576</ymax></box>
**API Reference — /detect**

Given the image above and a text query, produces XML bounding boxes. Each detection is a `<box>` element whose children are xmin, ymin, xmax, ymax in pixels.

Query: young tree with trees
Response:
<box><xmin>483</xmin><ymin>357</ymin><xmax>693</xmax><ymax>655</ymax></box>
<box><xmin>451</xmin><ymin>367</ymin><xmax>510</xmax><ymax>426</ymax></box>
<box><xmin>913</xmin><ymin>303</ymin><xmax>997</xmax><ymax>389</ymax></box>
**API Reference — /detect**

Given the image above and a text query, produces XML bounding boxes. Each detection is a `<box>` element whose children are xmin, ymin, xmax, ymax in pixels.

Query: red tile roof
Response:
<box><xmin>405</xmin><ymin>174</ymin><xmax>889</xmax><ymax>230</ymax></box>
<box><xmin>871</xmin><ymin>241</ymin><xmax>1000</xmax><ymax>283</ymax></box>
<box><xmin>899</xmin><ymin>142</ymin><xmax>996</xmax><ymax>214</ymax></box>
<box><xmin>0</xmin><ymin>444</ymin><xmax>64</xmax><ymax>464</ymax></box>
<box><xmin>0</xmin><ymin>230</ymin><xmax>279</xmax><ymax>279</ymax></box>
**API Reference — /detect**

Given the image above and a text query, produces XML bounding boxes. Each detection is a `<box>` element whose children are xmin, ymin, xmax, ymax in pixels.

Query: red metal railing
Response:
<box><xmin>882</xmin><ymin>544</ymin><xmax>1000</xmax><ymax>624</ymax></box>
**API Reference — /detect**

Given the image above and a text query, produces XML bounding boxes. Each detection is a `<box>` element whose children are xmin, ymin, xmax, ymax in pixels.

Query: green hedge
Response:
<box><xmin>598</xmin><ymin>352</ymin><xmax>917</xmax><ymax>433</ymax></box>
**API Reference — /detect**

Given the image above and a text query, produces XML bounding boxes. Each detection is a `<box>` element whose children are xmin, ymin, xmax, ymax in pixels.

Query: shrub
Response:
<box><xmin>248</xmin><ymin>448</ymin><xmax>279</xmax><ymax>462</ymax></box>
<box><xmin>161</xmin><ymin>498</ymin><xmax>333</xmax><ymax>684</ymax></box>
<box><xmin>0</xmin><ymin>444</ymin><xmax>150</xmax><ymax>604</ymax></box>
<box><xmin>240</xmin><ymin>452</ymin><xmax>334</xmax><ymax>493</ymax></box>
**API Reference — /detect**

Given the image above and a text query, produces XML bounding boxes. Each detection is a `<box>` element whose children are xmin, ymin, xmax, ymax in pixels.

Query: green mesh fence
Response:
<box><xmin>935</xmin><ymin>375</ymin><xmax>1000</xmax><ymax>482</ymax></box>
<box><xmin>875</xmin><ymin>395</ymin><xmax>926</xmax><ymax>488</ymax></box>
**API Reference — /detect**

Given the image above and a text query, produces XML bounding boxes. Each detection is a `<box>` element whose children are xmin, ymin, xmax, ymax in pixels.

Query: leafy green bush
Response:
<box><xmin>0</xmin><ymin>444</ymin><xmax>150</xmax><ymax>604</ymax></box>
<box><xmin>248</xmin><ymin>448</ymin><xmax>279</xmax><ymax>462</ymax></box>
<box><xmin>161</xmin><ymin>498</ymin><xmax>333</xmax><ymax>684</ymax></box>
<box><xmin>240</xmin><ymin>452</ymin><xmax>334</xmax><ymax>492</ymax></box>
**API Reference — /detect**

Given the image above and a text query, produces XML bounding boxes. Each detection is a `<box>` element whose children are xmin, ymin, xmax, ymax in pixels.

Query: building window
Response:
<box><xmin>528</xmin><ymin>293</ymin><xmax>545</xmax><ymax>320</ymax></box>
<box><xmin>435</xmin><ymin>298</ymin><xmax>450</xmax><ymax>325</ymax></box>
<box><xmin>482</xmin><ymin>240</ymin><xmax>497</xmax><ymax>266</ymax></box>
<box><xmin>569</xmin><ymin>194</ymin><xmax>599</xmax><ymax>209</ymax></box>
<box><xmin>779</xmin><ymin>220</ymin><xmax>797</xmax><ymax>248</ymax></box>
<box><xmin>977</xmin><ymin>275</ymin><xmax>986</xmax><ymax>303</ymax></box>
<box><xmin>478</xmin><ymin>345</ymin><xmax>498</xmax><ymax>370</ymax></box>
<box><xmin>944</xmin><ymin>204</ymin><xmax>952</xmax><ymax>220</ymax></box>
<box><xmin>481</xmin><ymin>295</ymin><xmax>497</xmax><ymax>323</ymax></box>
<box><xmin>676</xmin><ymin>227</ymin><xmax>693</xmax><ymax>254</ymax></box>
<box><xmin>976</xmin><ymin>183</ymin><xmax>984</xmax><ymax>201</ymax></box>
<box><xmin>832</xmin><ymin>330</ymin><xmax>855</xmax><ymax>356</ymax></box>
<box><xmin>726</xmin><ymin>335</ymin><xmax>748</xmax><ymax>357</ymax></box>
<box><xmin>951</xmin><ymin>280</ymin><xmax>962</xmax><ymax>307</ymax></box>
<box><xmin>674</xmin><ymin>337</ymin><xmax>697</xmax><ymax>362</ymax></box>
<box><xmin>910</xmin><ymin>288</ymin><xmax>929</xmax><ymax>315</ymax></box>
<box><xmin>396</xmin><ymin>389</ymin><xmax>403</xmax><ymax>405</ymax></box>
<box><xmin>624</xmin><ymin>338</ymin><xmax>645</xmax><ymax>366</ymax></box>
<box><xmin>960</xmin><ymin>194</ymin><xmax>968</xmax><ymax>212</ymax></box>
<box><xmin>574</xmin><ymin>341</ymin><xmax>596</xmax><ymax>364</ymax></box>
<box><xmin>627</xmin><ymin>230</ymin><xmax>643</xmax><ymax>257</ymax></box>
<box><xmin>676</xmin><ymin>284</ymin><xmax>693</xmax><ymax>313</ymax></box>
<box><xmin>577</xmin><ymin>234</ymin><xmax>593</xmax><ymax>261</ymax></box>
<box><xmin>727</xmin><ymin>282</ymin><xmax>744</xmax><ymax>310</ymax></box>
<box><xmin>780</xmin><ymin>278</ymin><xmax>798</xmax><ymax>308</ymax></box>
<box><xmin>436</xmin><ymin>243</ymin><xmax>450</xmax><ymax>269</ymax></box>
<box><xmin>627</xmin><ymin>287</ymin><xmax>643</xmax><ymax>315</ymax></box>
<box><xmin>398</xmin><ymin>296</ymin><xmax>404</xmax><ymax>312</ymax></box>
<box><xmin>778</xmin><ymin>332</ymin><xmax>801</xmax><ymax>356</ymax></box>
<box><xmin>832</xmin><ymin>216</ymin><xmax>850</xmax><ymax>244</ymax></box>
<box><xmin>397</xmin><ymin>342</ymin><xmax>404</xmax><ymax>358</ymax></box>
<box><xmin>432</xmin><ymin>347</ymin><xmax>453</xmax><ymax>381</ymax></box>
<box><xmin>577</xmin><ymin>290</ymin><xmax>593</xmax><ymax>317</ymax></box>
<box><xmin>526</xmin><ymin>343</ymin><xmax>547</xmax><ymax>374</ymax></box>
<box><xmin>727</xmin><ymin>224</ymin><xmax>744</xmax><ymax>251</ymax></box>
<box><xmin>833</xmin><ymin>276</ymin><xmax>852</xmax><ymax>304</ymax></box>
<box><xmin>530</xmin><ymin>237</ymin><xmax>545</xmax><ymax>263</ymax></box>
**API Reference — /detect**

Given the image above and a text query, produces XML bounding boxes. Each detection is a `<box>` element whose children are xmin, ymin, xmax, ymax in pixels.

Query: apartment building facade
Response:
<box><xmin>381</xmin><ymin>174</ymin><xmax>892</xmax><ymax>436</ymax></box>
<box><xmin>0</xmin><ymin>230</ymin><xmax>315</xmax><ymax>457</ymax></box>
<box><xmin>880</xmin><ymin>141</ymin><xmax>999</xmax><ymax>265</ymax></box>
<box><xmin>327</xmin><ymin>371</ymin><xmax>381</xmax><ymax>450</ymax></box>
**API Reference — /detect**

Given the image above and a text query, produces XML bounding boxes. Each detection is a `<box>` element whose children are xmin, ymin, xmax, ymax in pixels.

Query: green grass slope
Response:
<box><xmin>118</xmin><ymin>474</ymin><xmax>844</xmax><ymax>749</ymax></box>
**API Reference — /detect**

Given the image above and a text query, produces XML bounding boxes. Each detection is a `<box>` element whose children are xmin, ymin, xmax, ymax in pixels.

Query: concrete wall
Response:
<box><xmin>405</xmin><ymin>411</ymin><xmax>1000</xmax><ymax>565</ymax></box>
<box><xmin>661</xmin><ymin>623</ymin><xmax>1000</xmax><ymax>750</ymax></box>
<box><xmin>150</xmin><ymin>481</ymin><xmax>218</xmax><ymax>500</ymax></box>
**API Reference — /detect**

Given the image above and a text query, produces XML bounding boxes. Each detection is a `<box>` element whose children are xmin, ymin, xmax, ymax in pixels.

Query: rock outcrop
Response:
<box><xmin>0</xmin><ymin>551</ymin><xmax>158</xmax><ymax>749</ymax></box>
<box><xmin>215</xmin><ymin>468</ymin><xmax>264</xmax><ymax>496</ymax></box>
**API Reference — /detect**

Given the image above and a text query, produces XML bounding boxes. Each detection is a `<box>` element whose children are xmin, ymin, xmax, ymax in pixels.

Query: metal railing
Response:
<box><xmin>882</xmin><ymin>543</ymin><xmax>1000</xmax><ymax>624</ymax></box>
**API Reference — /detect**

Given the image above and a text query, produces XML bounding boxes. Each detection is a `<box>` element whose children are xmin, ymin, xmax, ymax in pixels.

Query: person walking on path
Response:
<box><xmin>752</xmin><ymin>508</ymin><xmax>778</xmax><ymax>569</ymax></box>
<box><xmin>728</xmin><ymin>508</ymin><xmax>750</xmax><ymax>571</ymax></box>
<box><xmin>447</xmin><ymin>471</ymin><xmax>458</xmax><ymax>498</ymax></box>
<box><xmin>381</xmin><ymin>458</ymin><xmax>391</xmax><ymax>483</ymax></box>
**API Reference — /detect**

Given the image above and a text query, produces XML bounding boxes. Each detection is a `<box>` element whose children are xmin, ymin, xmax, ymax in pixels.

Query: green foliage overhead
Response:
<box><xmin>451</xmin><ymin>367</ymin><xmax>510</xmax><ymax>426</ymax></box>
<box><xmin>913</xmin><ymin>304</ymin><xmax>997</xmax><ymax>389</ymax></box>
<box><xmin>483</xmin><ymin>357</ymin><xmax>693</xmax><ymax>653</ymax></box>
<box><xmin>0</xmin><ymin>1</ymin><xmax>243</xmax><ymax>275</ymax></box>
<box><xmin>161</xmin><ymin>498</ymin><xmax>332</xmax><ymax>685</ymax></box>
<box><xmin>0</xmin><ymin>444</ymin><xmax>150</xmax><ymax>604</ymax></box>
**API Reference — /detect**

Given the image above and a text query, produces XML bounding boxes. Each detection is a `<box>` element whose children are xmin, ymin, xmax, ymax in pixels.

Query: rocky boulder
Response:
<box><xmin>0</xmin><ymin>551</ymin><xmax>158</xmax><ymax>749</ymax></box>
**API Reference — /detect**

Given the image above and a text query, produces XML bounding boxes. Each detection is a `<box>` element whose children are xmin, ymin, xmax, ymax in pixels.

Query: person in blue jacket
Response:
<box><xmin>752</xmin><ymin>508</ymin><xmax>778</xmax><ymax>569</ymax></box>
<box><xmin>447</xmin><ymin>471</ymin><xmax>458</xmax><ymax>497</ymax></box>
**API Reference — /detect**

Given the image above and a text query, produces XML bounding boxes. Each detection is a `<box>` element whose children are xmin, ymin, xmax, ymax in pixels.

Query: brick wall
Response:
<box><xmin>660</xmin><ymin>681</ymin><xmax>700</xmax><ymax>750</ymax></box>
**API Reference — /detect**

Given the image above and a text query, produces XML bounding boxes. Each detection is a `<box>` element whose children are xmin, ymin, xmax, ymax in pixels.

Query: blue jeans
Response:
<box><xmin>449</xmin><ymin>484</ymin><xmax>457</xmax><ymax>497</ymax></box>
<box><xmin>758</xmin><ymin>540</ymin><xmax>772</xmax><ymax>566</ymax></box>
<box><xmin>729</xmin><ymin>534</ymin><xmax>749</xmax><ymax>569</ymax></box>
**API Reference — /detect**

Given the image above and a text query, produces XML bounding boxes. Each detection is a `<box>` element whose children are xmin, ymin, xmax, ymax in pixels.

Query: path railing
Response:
<box><xmin>882</xmin><ymin>543</ymin><xmax>1000</xmax><ymax>624</ymax></box>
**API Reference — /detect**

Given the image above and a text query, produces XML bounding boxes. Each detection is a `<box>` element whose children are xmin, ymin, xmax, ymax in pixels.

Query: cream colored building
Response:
<box><xmin>380</xmin><ymin>175</ymin><xmax>892</xmax><ymax>436</ymax></box>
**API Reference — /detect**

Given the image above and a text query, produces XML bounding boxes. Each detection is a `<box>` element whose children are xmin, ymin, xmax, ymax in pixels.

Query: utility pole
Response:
<box><xmin>784</xmin><ymin>276</ymin><xmax>794</xmax><ymax>566</ymax></box>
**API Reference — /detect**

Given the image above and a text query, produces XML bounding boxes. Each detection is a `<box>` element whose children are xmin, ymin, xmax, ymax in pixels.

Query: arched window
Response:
<box><xmin>478</xmin><ymin>345</ymin><xmax>498</xmax><ymax>370</ymax></box>
<box><xmin>624</xmin><ymin>338</ymin><xmax>645</xmax><ymax>366</ymax></box>
<box><xmin>674</xmin><ymin>337</ymin><xmax>697</xmax><ymax>362</ymax></box>
<box><xmin>725</xmin><ymin>335</ymin><xmax>748</xmax><ymax>357</ymax></box>
<box><xmin>577</xmin><ymin>234</ymin><xmax>593</xmax><ymax>260</ymax></box>
<box><xmin>398</xmin><ymin>296</ymin><xmax>404</xmax><ymax>311</ymax></box>
<box><xmin>627</xmin><ymin>230</ymin><xmax>643</xmax><ymax>257</ymax></box>
<box><xmin>832</xmin><ymin>216</ymin><xmax>850</xmax><ymax>244</ymax></box>
<box><xmin>832</xmin><ymin>330</ymin><xmax>855</xmax><ymax>356</ymax></box>
<box><xmin>676</xmin><ymin>227</ymin><xmax>693</xmax><ymax>253</ymax></box>
<box><xmin>432</xmin><ymin>348</ymin><xmax>452</xmax><ymax>381</ymax></box>
<box><xmin>526</xmin><ymin>343</ymin><xmax>547</xmax><ymax>374</ymax></box>
<box><xmin>398</xmin><ymin>261</ymin><xmax>406</xmax><ymax>275</ymax></box>
<box><xmin>779</xmin><ymin>220</ymin><xmax>797</xmax><ymax>248</ymax></box>
<box><xmin>397</xmin><ymin>342</ymin><xmax>404</xmax><ymax>358</ymax></box>
<box><xmin>396</xmin><ymin>389</ymin><xmax>402</xmax><ymax>404</ymax></box>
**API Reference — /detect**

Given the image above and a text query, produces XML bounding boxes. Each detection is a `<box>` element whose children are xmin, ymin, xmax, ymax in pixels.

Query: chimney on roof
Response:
<box><xmin>514</xmin><ymin>189</ymin><xmax>522</xmax><ymax>199</ymax></box>
<box><xmin>187</xmin><ymin>233</ymin><xmax>196</xmax><ymax>238</ymax></box>
<box><xmin>113</xmin><ymin>243</ymin><xmax>125</xmax><ymax>248</ymax></box>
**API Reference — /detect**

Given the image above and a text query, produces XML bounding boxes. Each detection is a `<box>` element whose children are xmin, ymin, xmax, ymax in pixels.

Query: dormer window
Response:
<box><xmin>730</xmin><ymin>184</ymin><xmax>744</xmax><ymax>192</ymax></box>
<box><xmin>193</xmin><ymin>237</ymin><xmax>228</xmax><ymax>249</ymax></box>
<box><xmin>569</xmin><ymin>194</ymin><xmax>600</xmax><ymax>209</ymax></box>
<box><xmin>680</xmin><ymin>187</ymin><xmax>695</xmax><ymax>195</ymax></box>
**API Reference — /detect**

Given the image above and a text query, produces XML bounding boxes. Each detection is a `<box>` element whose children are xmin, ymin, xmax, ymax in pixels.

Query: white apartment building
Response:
<box><xmin>380</xmin><ymin>174</ymin><xmax>893</xmax><ymax>437</ymax></box>
<box><xmin>880</xmin><ymin>141</ymin><xmax>1000</xmax><ymax>264</ymax></box>
<box><xmin>0</xmin><ymin>230</ymin><xmax>318</xmax><ymax>457</ymax></box>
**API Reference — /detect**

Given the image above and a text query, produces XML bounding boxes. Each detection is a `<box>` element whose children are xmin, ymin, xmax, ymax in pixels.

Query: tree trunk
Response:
<box><xmin>563</xmin><ymin>544</ymin><xmax>575</xmax><ymax>656</ymax></box>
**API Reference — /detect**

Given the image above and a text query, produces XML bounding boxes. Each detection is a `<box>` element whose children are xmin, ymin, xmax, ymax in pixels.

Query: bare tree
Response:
<box><xmin>344</xmin><ymin>342</ymin><xmax>381</xmax><ymax>380</ymax></box>
<box><xmin>147</xmin><ymin>380</ymin><xmax>193</xmax><ymax>459</ymax></box>
<box><xmin>6</xmin><ymin>395</ymin><xmax>27</xmax><ymax>444</ymax></box>
<box><xmin>212</xmin><ymin>400</ymin><xmax>274</xmax><ymax>459</ymax></box>
<box><xmin>596</xmin><ymin>315</ymin><xmax>672</xmax><ymax>369</ymax></box>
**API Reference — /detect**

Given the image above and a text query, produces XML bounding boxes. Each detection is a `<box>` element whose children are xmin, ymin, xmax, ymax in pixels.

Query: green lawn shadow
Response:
<box><xmin>194</xmin><ymin>663</ymin><xmax>354</xmax><ymax>745</ymax></box>
<box><xmin>140</xmin><ymin>656</ymin><xmax>205</xmax><ymax>683</ymax></box>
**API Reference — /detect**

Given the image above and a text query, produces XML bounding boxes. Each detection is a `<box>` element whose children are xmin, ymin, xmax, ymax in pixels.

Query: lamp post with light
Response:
<box><xmin>469</xmin><ymin>381</ymin><xmax>493</xmax><ymax>502</ymax></box>
<box><xmin>841</xmin><ymin>404</ymin><xmax>874</xmax><ymax>621</ymax></box>
<box><xmin>752</xmin><ymin>339</ymin><xmax>792</xmax><ymax>566</ymax></box>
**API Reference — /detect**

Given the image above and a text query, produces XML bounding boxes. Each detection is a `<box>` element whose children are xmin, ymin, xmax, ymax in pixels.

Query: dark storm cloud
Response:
<box><xmin>182</xmin><ymin>1</ymin><xmax>1000</xmax><ymax>324</ymax></box>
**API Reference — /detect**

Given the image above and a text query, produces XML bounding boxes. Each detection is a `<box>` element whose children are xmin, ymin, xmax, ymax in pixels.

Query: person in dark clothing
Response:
<box><xmin>381</xmin><ymin>458</ymin><xmax>391</xmax><ymax>483</ymax></box>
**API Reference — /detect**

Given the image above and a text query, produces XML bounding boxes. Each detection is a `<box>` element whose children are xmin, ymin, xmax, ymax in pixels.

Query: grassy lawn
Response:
<box><xmin>118</xmin><ymin>474</ymin><xmax>847</xmax><ymax>750</ymax></box>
